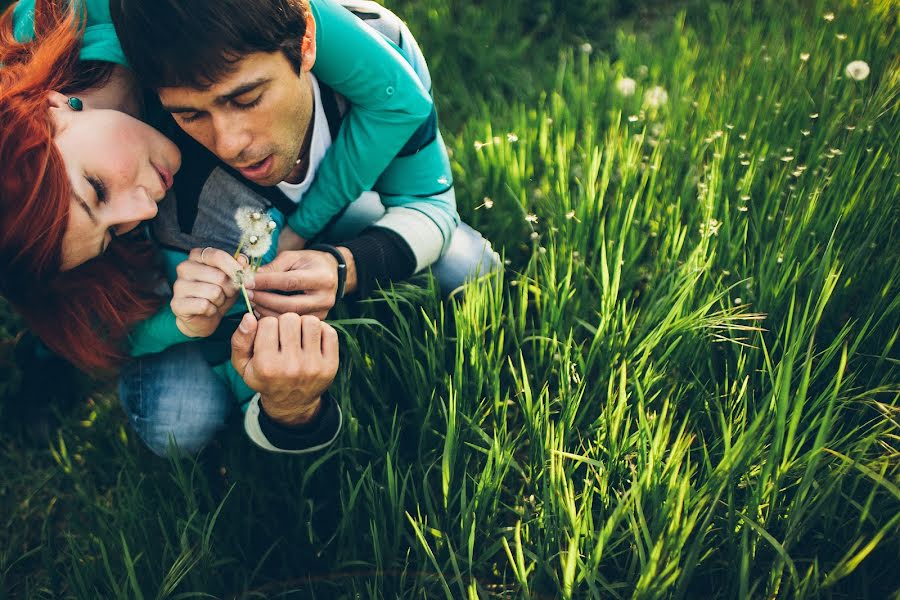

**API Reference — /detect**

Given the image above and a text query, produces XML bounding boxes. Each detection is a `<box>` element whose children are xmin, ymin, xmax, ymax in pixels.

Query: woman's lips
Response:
<box><xmin>154</xmin><ymin>163</ymin><xmax>174</xmax><ymax>191</ymax></box>
<box><xmin>237</xmin><ymin>155</ymin><xmax>274</xmax><ymax>181</ymax></box>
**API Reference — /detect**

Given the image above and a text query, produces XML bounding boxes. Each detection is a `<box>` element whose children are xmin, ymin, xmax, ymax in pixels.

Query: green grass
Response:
<box><xmin>1</xmin><ymin>0</ymin><xmax>898</xmax><ymax>597</ymax></box>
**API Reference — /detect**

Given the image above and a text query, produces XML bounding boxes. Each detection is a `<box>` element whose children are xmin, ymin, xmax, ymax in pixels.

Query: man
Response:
<box><xmin>110</xmin><ymin>0</ymin><xmax>500</xmax><ymax>456</ymax></box>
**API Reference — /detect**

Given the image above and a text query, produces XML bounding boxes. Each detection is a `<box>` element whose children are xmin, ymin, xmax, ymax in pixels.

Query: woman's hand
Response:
<box><xmin>171</xmin><ymin>248</ymin><xmax>245</xmax><ymax>338</ymax></box>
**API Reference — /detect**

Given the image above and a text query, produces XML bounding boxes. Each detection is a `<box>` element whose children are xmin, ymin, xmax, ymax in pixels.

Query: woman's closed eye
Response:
<box><xmin>87</xmin><ymin>175</ymin><xmax>107</xmax><ymax>205</ymax></box>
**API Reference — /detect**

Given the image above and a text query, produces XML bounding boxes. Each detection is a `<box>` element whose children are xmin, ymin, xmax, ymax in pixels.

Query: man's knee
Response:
<box><xmin>429</xmin><ymin>222</ymin><xmax>502</xmax><ymax>296</ymax></box>
<box><xmin>118</xmin><ymin>344</ymin><xmax>234</xmax><ymax>457</ymax></box>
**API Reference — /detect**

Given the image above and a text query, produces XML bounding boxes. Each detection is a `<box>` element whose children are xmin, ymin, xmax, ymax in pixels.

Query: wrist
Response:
<box><xmin>336</xmin><ymin>246</ymin><xmax>358</xmax><ymax>294</ymax></box>
<box><xmin>260</xmin><ymin>393</ymin><xmax>323</xmax><ymax>426</ymax></box>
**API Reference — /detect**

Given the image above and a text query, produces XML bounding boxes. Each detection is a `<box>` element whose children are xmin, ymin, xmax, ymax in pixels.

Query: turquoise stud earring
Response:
<box><xmin>66</xmin><ymin>97</ymin><xmax>83</xmax><ymax>111</ymax></box>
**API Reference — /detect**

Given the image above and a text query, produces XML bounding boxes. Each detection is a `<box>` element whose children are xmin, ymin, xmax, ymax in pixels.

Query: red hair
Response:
<box><xmin>0</xmin><ymin>0</ymin><xmax>161</xmax><ymax>373</ymax></box>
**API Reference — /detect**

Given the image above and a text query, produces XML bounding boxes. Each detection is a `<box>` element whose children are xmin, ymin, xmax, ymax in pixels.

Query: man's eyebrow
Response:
<box><xmin>162</xmin><ymin>78</ymin><xmax>272</xmax><ymax>113</ymax></box>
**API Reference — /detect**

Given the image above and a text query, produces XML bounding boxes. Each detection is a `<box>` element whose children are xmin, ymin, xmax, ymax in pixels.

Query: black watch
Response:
<box><xmin>308</xmin><ymin>243</ymin><xmax>347</xmax><ymax>301</ymax></box>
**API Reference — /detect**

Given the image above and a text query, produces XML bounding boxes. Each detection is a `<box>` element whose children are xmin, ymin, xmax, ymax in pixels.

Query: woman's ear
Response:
<box><xmin>47</xmin><ymin>90</ymin><xmax>70</xmax><ymax>108</ymax></box>
<box><xmin>300</xmin><ymin>9</ymin><xmax>316</xmax><ymax>72</ymax></box>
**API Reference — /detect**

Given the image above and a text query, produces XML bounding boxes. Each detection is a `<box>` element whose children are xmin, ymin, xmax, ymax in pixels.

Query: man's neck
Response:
<box><xmin>282</xmin><ymin>78</ymin><xmax>316</xmax><ymax>185</ymax></box>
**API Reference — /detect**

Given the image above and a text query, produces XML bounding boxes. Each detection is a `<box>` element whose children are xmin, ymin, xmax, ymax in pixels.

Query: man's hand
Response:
<box><xmin>277</xmin><ymin>227</ymin><xmax>307</xmax><ymax>252</ymax></box>
<box><xmin>231</xmin><ymin>312</ymin><xmax>339</xmax><ymax>426</ymax></box>
<box><xmin>247</xmin><ymin>248</ymin><xmax>357</xmax><ymax>319</ymax></box>
<box><xmin>171</xmin><ymin>248</ymin><xmax>244</xmax><ymax>338</ymax></box>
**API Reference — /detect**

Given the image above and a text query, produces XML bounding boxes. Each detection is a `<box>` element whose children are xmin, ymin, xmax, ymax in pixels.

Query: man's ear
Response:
<box><xmin>300</xmin><ymin>8</ymin><xmax>316</xmax><ymax>72</ymax></box>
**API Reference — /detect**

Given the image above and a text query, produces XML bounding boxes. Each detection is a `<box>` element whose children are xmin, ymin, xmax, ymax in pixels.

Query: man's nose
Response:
<box><xmin>211</xmin><ymin>113</ymin><xmax>251</xmax><ymax>163</ymax></box>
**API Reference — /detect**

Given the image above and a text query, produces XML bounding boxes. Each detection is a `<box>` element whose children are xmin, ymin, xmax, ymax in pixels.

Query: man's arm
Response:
<box><xmin>231</xmin><ymin>312</ymin><xmax>342</xmax><ymax>454</ymax></box>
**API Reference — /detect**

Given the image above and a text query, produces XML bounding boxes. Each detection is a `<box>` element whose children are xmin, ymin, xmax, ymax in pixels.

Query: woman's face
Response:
<box><xmin>49</xmin><ymin>92</ymin><xmax>181</xmax><ymax>270</ymax></box>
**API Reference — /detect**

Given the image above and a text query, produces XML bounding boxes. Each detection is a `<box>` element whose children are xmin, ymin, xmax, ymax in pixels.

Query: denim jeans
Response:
<box><xmin>119</xmin><ymin>209</ymin><xmax>501</xmax><ymax>456</ymax></box>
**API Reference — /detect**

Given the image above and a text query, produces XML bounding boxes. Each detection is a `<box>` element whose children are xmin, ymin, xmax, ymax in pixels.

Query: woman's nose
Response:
<box><xmin>115</xmin><ymin>188</ymin><xmax>160</xmax><ymax>233</ymax></box>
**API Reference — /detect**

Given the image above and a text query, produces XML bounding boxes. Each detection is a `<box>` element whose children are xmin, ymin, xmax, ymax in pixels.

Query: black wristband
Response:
<box><xmin>308</xmin><ymin>243</ymin><xmax>347</xmax><ymax>301</ymax></box>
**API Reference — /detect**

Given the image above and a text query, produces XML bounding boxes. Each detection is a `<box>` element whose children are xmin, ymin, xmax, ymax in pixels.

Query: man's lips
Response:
<box><xmin>236</xmin><ymin>155</ymin><xmax>274</xmax><ymax>180</ymax></box>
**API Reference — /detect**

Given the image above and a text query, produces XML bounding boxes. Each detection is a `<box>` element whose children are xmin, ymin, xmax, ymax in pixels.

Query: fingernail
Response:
<box><xmin>239</xmin><ymin>313</ymin><xmax>253</xmax><ymax>332</ymax></box>
<box><xmin>246</xmin><ymin>290</ymin><xmax>254</xmax><ymax>300</ymax></box>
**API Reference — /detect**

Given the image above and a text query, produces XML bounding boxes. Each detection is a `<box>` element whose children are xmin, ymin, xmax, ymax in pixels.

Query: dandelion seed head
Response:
<box><xmin>616</xmin><ymin>77</ymin><xmax>637</xmax><ymax>97</ymax></box>
<box><xmin>530</xmin><ymin>231</ymin><xmax>539</xmax><ymax>240</ymax></box>
<box><xmin>643</xmin><ymin>86</ymin><xmax>669</xmax><ymax>109</ymax></box>
<box><xmin>231</xmin><ymin>268</ymin><xmax>256</xmax><ymax>288</ymax></box>
<box><xmin>580</xmin><ymin>42</ymin><xmax>593</xmax><ymax>54</ymax></box>
<box><xmin>845</xmin><ymin>60</ymin><xmax>870</xmax><ymax>81</ymax></box>
<box><xmin>244</xmin><ymin>234</ymin><xmax>272</xmax><ymax>259</ymax></box>
<box><xmin>734</xmin><ymin>297</ymin><xmax>743</xmax><ymax>305</ymax></box>
<box><xmin>235</xmin><ymin>207</ymin><xmax>272</xmax><ymax>236</ymax></box>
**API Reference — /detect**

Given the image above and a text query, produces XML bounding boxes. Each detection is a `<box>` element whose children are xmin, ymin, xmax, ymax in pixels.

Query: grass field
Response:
<box><xmin>1</xmin><ymin>0</ymin><xmax>898</xmax><ymax>597</ymax></box>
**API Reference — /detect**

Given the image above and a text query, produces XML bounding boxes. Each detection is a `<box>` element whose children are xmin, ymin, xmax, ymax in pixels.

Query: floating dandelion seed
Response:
<box><xmin>741</xmin><ymin>160</ymin><xmax>751</xmax><ymax>166</ymax></box>
<box><xmin>565</xmin><ymin>210</ymin><xmax>577</xmax><ymax>220</ymax></box>
<box><xmin>738</xmin><ymin>206</ymin><xmax>748</xmax><ymax>212</ymax></box>
<box><xmin>580</xmin><ymin>42</ymin><xmax>593</xmax><ymax>54</ymax></box>
<box><xmin>525</xmin><ymin>213</ymin><xmax>538</xmax><ymax>224</ymax></box>
<box><xmin>780</xmin><ymin>155</ymin><xmax>794</xmax><ymax>162</ymax></box>
<box><xmin>726</xmin><ymin>124</ymin><xmax>734</xmax><ymax>130</ymax></box>
<box><xmin>616</xmin><ymin>77</ymin><xmax>637</xmax><ymax>97</ymax></box>
<box><xmin>476</xmin><ymin>197</ymin><xmax>494</xmax><ymax>210</ymax></box>
<box><xmin>801</xmin><ymin>129</ymin><xmax>811</xmax><ymax>136</ymax></box>
<box><xmin>835</xmin><ymin>33</ymin><xmax>847</xmax><ymax>41</ymax></box>
<box><xmin>507</xmin><ymin>133</ymin><xmax>519</xmax><ymax>143</ymax></box>
<box><xmin>474</xmin><ymin>141</ymin><xmax>485</xmax><ymax>150</ymax></box>
<box><xmin>739</xmin><ymin>133</ymin><xmax>748</xmax><ymax>140</ymax></box>
<box><xmin>740</xmin><ymin>195</ymin><xmax>751</xmax><ymax>201</ymax></box>
<box><xmin>810</xmin><ymin>113</ymin><xmax>819</xmax><ymax>119</ymax></box>
<box><xmin>800</xmin><ymin>52</ymin><xmax>810</xmax><ymax>61</ymax></box>
<box><xmin>845</xmin><ymin>60</ymin><xmax>870</xmax><ymax>81</ymax></box>
<box><xmin>643</xmin><ymin>86</ymin><xmax>669</xmax><ymax>109</ymax></box>
<box><xmin>824</xmin><ymin>12</ymin><xmax>835</xmax><ymax>21</ymax></box>
<box><xmin>267</xmin><ymin>220</ymin><xmax>277</xmax><ymax>232</ymax></box>
<box><xmin>777</xmin><ymin>253</ymin><xmax>784</xmax><ymax>264</ymax></box>
<box><xmin>845</xmin><ymin>125</ymin><xmax>856</xmax><ymax>131</ymax></box>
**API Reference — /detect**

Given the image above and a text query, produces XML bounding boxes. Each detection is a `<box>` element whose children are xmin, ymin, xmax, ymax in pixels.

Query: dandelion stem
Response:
<box><xmin>240</xmin><ymin>283</ymin><xmax>253</xmax><ymax>314</ymax></box>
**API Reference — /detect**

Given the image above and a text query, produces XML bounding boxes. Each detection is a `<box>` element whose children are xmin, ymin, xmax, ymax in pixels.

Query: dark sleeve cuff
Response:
<box><xmin>339</xmin><ymin>227</ymin><xmax>416</xmax><ymax>298</ymax></box>
<box><xmin>246</xmin><ymin>393</ymin><xmax>342</xmax><ymax>453</ymax></box>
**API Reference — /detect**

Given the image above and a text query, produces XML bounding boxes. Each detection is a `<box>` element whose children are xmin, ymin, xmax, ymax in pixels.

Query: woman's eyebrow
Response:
<box><xmin>73</xmin><ymin>188</ymin><xmax>98</xmax><ymax>224</ymax></box>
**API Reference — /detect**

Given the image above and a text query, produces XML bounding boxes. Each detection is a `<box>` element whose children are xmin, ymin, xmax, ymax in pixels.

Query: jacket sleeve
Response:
<box><xmin>286</xmin><ymin>0</ymin><xmax>434</xmax><ymax>239</ymax></box>
<box><xmin>243</xmin><ymin>393</ymin><xmax>343</xmax><ymax>454</ymax></box>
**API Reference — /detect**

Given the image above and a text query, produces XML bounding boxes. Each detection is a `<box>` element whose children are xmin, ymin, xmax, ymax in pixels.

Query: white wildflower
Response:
<box><xmin>525</xmin><ymin>213</ymin><xmax>538</xmax><ymax>224</ymax></box>
<box><xmin>800</xmin><ymin>52</ymin><xmax>810</xmax><ymax>61</ymax></box>
<box><xmin>235</xmin><ymin>207</ymin><xmax>269</xmax><ymax>236</ymax></box>
<box><xmin>580</xmin><ymin>42</ymin><xmax>593</xmax><ymax>54</ymax></box>
<box><xmin>243</xmin><ymin>233</ymin><xmax>272</xmax><ymax>259</ymax></box>
<box><xmin>530</xmin><ymin>231</ymin><xmax>539</xmax><ymax>240</ymax></box>
<box><xmin>823</xmin><ymin>12</ymin><xmax>835</xmax><ymax>21</ymax></box>
<box><xmin>835</xmin><ymin>33</ymin><xmax>847</xmax><ymax>41</ymax></box>
<box><xmin>643</xmin><ymin>86</ymin><xmax>669</xmax><ymax>109</ymax></box>
<box><xmin>844</xmin><ymin>60</ymin><xmax>870</xmax><ymax>81</ymax></box>
<box><xmin>699</xmin><ymin>218</ymin><xmax>721</xmax><ymax>237</ymax></box>
<box><xmin>734</xmin><ymin>297</ymin><xmax>743</xmax><ymax>305</ymax></box>
<box><xmin>476</xmin><ymin>197</ymin><xmax>494</xmax><ymax>210</ymax></box>
<box><xmin>231</xmin><ymin>267</ymin><xmax>255</xmax><ymax>288</ymax></box>
<box><xmin>507</xmin><ymin>133</ymin><xmax>519</xmax><ymax>143</ymax></box>
<box><xmin>616</xmin><ymin>77</ymin><xmax>637</xmax><ymax>97</ymax></box>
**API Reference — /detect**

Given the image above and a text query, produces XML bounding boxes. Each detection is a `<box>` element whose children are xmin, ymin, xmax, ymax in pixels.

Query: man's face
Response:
<box><xmin>158</xmin><ymin>45</ymin><xmax>315</xmax><ymax>186</ymax></box>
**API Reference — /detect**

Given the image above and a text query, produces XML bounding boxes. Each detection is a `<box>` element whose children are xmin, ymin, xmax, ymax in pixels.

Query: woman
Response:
<box><xmin>0</xmin><ymin>0</ymin><xmax>180</xmax><ymax>372</ymax></box>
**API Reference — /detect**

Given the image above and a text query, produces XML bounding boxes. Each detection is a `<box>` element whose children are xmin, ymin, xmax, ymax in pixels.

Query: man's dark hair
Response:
<box><xmin>110</xmin><ymin>0</ymin><xmax>309</xmax><ymax>89</ymax></box>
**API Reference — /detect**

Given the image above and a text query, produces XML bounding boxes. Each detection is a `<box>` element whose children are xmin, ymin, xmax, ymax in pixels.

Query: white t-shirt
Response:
<box><xmin>276</xmin><ymin>73</ymin><xmax>331</xmax><ymax>204</ymax></box>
